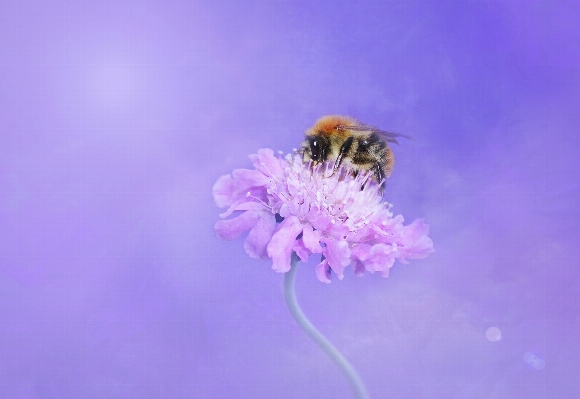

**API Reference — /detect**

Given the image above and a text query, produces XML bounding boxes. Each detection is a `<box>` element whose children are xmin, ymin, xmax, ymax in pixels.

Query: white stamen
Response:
<box><xmin>260</xmin><ymin>162</ymin><xmax>281</xmax><ymax>183</ymax></box>
<box><xmin>246</xmin><ymin>192</ymin><xmax>272</xmax><ymax>210</ymax></box>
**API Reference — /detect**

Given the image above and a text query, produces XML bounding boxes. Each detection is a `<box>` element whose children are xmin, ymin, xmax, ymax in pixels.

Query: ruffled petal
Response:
<box><xmin>323</xmin><ymin>240</ymin><xmax>351</xmax><ymax>280</ymax></box>
<box><xmin>244</xmin><ymin>212</ymin><xmax>277</xmax><ymax>259</ymax></box>
<box><xmin>231</xmin><ymin>201</ymin><xmax>268</xmax><ymax>212</ymax></box>
<box><xmin>212</xmin><ymin>174</ymin><xmax>236</xmax><ymax>208</ymax></box>
<box><xmin>267</xmin><ymin>216</ymin><xmax>303</xmax><ymax>273</ymax></box>
<box><xmin>250</xmin><ymin>148</ymin><xmax>286</xmax><ymax>179</ymax></box>
<box><xmin>302</xmin><ymin>224</ymin><xmax>323</xmax><ymax>253</ymax></box>
<box><xmin>292</xmin><ymin>239</ymin><xmax>311</xmax><ymax>263</ymax></box>
<box><xmin>351</xmin><ymin>243</ymin><xmax>372</xmax><ymax>261</ymax></box>
<box><xmin>213</xmin><ymin>169</ymin><xmax>270</xmax><ymax>211</ymax></box>
<box><xmin>396</xmin><ymin>219</ymin><xmax>434</xmax><ymax>261</ymax></box>
<box><xmin>400</xmin><ymin>218</ymin><xmax>430</xmax><ymax>244</ymax></box>
<box><xmin>231</xmin><ymin>168</ymin><xmax>271</xmax><ymax>188</ymax></box>
<box><xmin>219</xmin><ymin>186</ymin><xmax>269</xmax><ymax>218</ymax></box>
<box><xmin>310</xmin><ymin>214</ymin><xmax>333</xmax><ymax>232</ymax></box>
<box><xmin>352</xmin><ymin>258</ymin><xmax>366</xmax><ymax>276</ymax></box>
<box><xmin>215</xmin><ymin>211</ymin><xmax>261</xmax><ymax>240</ymax></box>
<box><xmin>365</xmin><ymin>244</ymin><xmax>396</xmax><ymax>276</ymax></box>
<box><xmin>398</xmin><ymin>235</ymin><xmax>434</xmax><ymax>261</ymax></box>
<box><xmin>315</xmin><ymin>259</ymin><xmax>332</xmax><ymax>284</ymax></box>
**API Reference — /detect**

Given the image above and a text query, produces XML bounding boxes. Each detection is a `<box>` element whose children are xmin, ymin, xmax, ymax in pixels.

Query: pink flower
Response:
<box><xmin>213</xmin><ymin>148</ymin><xmax>434</xmax><ymax>283</ymax></box>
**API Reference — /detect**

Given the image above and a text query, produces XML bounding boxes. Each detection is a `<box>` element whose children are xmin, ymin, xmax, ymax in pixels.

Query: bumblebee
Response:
<box><xmin>300</xmin><ymin>115</ymin><xmax>408</xmax><ymax>184</ymax></box>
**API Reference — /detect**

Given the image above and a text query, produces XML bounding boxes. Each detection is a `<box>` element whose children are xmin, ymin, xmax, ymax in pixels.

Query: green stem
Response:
<box><xmin>284</xmin><ymin>254</ymin><xmax>370</xmax><ymax>399</ymax></box>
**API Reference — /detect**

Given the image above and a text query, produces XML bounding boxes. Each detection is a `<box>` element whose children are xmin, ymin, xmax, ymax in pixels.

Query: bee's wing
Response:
<box><xmin>337</xmin><ymin>124</ymin><xmax>412</xmax><ymax>144</ymax></box>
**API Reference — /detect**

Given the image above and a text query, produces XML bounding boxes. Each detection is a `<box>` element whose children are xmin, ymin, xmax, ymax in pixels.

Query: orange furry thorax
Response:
<box><xmin>307</xmin><ymin>115</ymin><xmax>358</xmax><ymax>138</ymax></box>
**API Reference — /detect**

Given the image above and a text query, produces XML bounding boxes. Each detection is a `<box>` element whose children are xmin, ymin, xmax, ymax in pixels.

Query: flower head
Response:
<box><xmin>213</xmin><ymin>148</ymin><xmax>434</xmax><ymax>283</ymax></box>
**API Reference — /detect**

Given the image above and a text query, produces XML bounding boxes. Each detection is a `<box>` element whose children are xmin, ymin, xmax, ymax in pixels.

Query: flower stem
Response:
<box><xmin>284</xmin><ymin>253</ymin><xmax>370</xmax><ymax>399</ymax></box>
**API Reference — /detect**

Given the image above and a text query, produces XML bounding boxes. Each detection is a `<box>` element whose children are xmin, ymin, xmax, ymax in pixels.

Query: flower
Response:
<box><xmin>213</xmin><ymin>148</ymin><xmax>434</xmax><ymax>283</ymax></box>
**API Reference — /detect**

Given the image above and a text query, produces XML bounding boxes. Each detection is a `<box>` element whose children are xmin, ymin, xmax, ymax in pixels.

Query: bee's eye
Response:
<box><xmin>310</xmin><ymin>139</ymin><xmax>320</xmax><ymax>161</ymax></box>
<box><xmin>358</xmin><ymin>139</ymin><xmax>370</xmax><ymax>151</ymax></box>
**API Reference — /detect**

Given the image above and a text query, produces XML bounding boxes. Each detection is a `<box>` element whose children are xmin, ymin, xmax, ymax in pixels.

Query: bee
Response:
<box><xmin>299</xmin><ymin>115</ymin><xmax>409</xmax><ymax>186</ymax></box>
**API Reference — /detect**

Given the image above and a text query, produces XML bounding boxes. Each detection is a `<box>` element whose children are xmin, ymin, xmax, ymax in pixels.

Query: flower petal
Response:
<box><xmin>400</xmin><ymin>218</ymin><xmax>430</xmax><ymax>244</ymax></box>
<box><xmin>323</xmin><ymin>240</ymin><xmax>351</xmax><ymax>280</ymax></box>
<box><xmin>212</xmin><ymin>174</ymin><xmax>236</xmax><ymax>208</ymax></box>
<box><xmin>310</xmin><ymin>214</ymin><xmax>333</xmax><ymax>232</ymax></box>
<box><xmin>351</xmin><ymin>243</ymin><xmax>372</xmax><ymax>261</ymax></box>
<box><xmin>267</xmin><ymin>216</ymin><xmax>303</xmax><ymax>273</ymax></box>
<box><xmin>232</xmin><ymin>168</ymin><xmax>271</xmax><ymax>188</ymax></box>
<box><xmin>365</xmin><ymin>244</ymin><xmax>396</xmax><ymax>275</ymax></box>
<box><xmin>219</xmin><ymin>187</ymin><xmax>268</xmax><ymax>218</ymax></box>
<box><xmin>302</xmin><ymin>224</ymin><xmax>323</xmax><ymax>253</ymax></box>
<box><xmin>250</xmin><ymin>148</ymin><xmax>286</xmax><ymax>179</ymax></box>
<box><xmin>292</xmin><ymin>239</ymin><xmax>310</xmax><ymax>263</ymax></box>
<box><xmin>213</xmin><ymin>169</ymin><xmax>270</xmax><ymax>210</ymax></box>
<box><xmin>352</xmin><ymin>258</ymin><xmax>366</xmax><ymax>276</ymax></box>
<box><xmin>244</xmin><ymin>212</ymin><xmax>277</xmax><ymax>259</ymax></box>
<box><xmin>398</xmin><ymin>235</ymin><xmax>434</xmax><ymax>261</ymax></box>
<box><xmin>232</xmin><ymin>201</ymin><xmax>269</xmax><ymax>212</ymax></box>
<box><xmin>396</xmin><ymin>219</ymin><xmax>434</xmax><ymax>261</ymax></box>
<box><xmin>215</xmin><ymin>211</ymin><xmax>261</xmax><ymax>240</ymax></box>
<box><xmin>315</xmin><ymin>259</ymin><xmax>332</xmax><ymax>284</ymax></box>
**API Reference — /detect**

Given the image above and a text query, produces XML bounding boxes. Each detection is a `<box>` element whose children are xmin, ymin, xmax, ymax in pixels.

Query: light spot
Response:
<box><xmin>91</xmin><ymin>62</ymin><xmax>138</xmax><ymax>108</ymax></box>
<box><xmin>523</xmin><ymin>352</ymin><xmax>545</xmax><ymax>370</ymax></box>
<box><xmin>486</xmin><ymin>327</ymin><xmax>502</xmax><ymax>342</ymax></box>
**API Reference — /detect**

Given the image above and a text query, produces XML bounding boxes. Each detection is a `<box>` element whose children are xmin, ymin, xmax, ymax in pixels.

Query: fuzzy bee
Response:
<box><xmin>300</xmin><ymin>115</ymin><xmax>408</xmax><ymax>186</ymax></box>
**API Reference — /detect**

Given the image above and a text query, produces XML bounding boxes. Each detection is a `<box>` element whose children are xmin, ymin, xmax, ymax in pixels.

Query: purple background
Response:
<box><xmin>1</xmin><ymin>1</ymin><xmax>579</xmax><ymax>398</ymax></box>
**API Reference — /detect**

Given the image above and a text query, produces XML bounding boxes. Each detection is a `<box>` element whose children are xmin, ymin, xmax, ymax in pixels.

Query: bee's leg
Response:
<box><xmin>373</xmin><ymin>163</ymin><xmax>386</xmax><ymax>192</ymax></box>
<box><xmin>333</xmin><ymin>136</ymin><xmax>354</xmax><ymax>173</ymax></box>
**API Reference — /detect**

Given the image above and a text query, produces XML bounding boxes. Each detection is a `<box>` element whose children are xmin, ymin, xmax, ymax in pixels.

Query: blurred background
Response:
<box><xmin>1</xmin><ymin>0</ymin><xmax>579</xmax><ymax>398</ymax></box>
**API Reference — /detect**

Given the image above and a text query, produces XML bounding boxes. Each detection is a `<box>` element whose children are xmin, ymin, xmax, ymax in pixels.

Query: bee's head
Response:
<box><xmin>301</xmin><ymin>134</ymin><xmax>330</xmax><ymax>163</ymax></box>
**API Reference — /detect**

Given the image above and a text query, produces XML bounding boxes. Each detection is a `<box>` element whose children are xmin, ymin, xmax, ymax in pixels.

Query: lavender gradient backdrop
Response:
<box><xmin>1</xmin><ymin>1</ymin><xmax>579</xmax><ymax>398</ymax></box>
